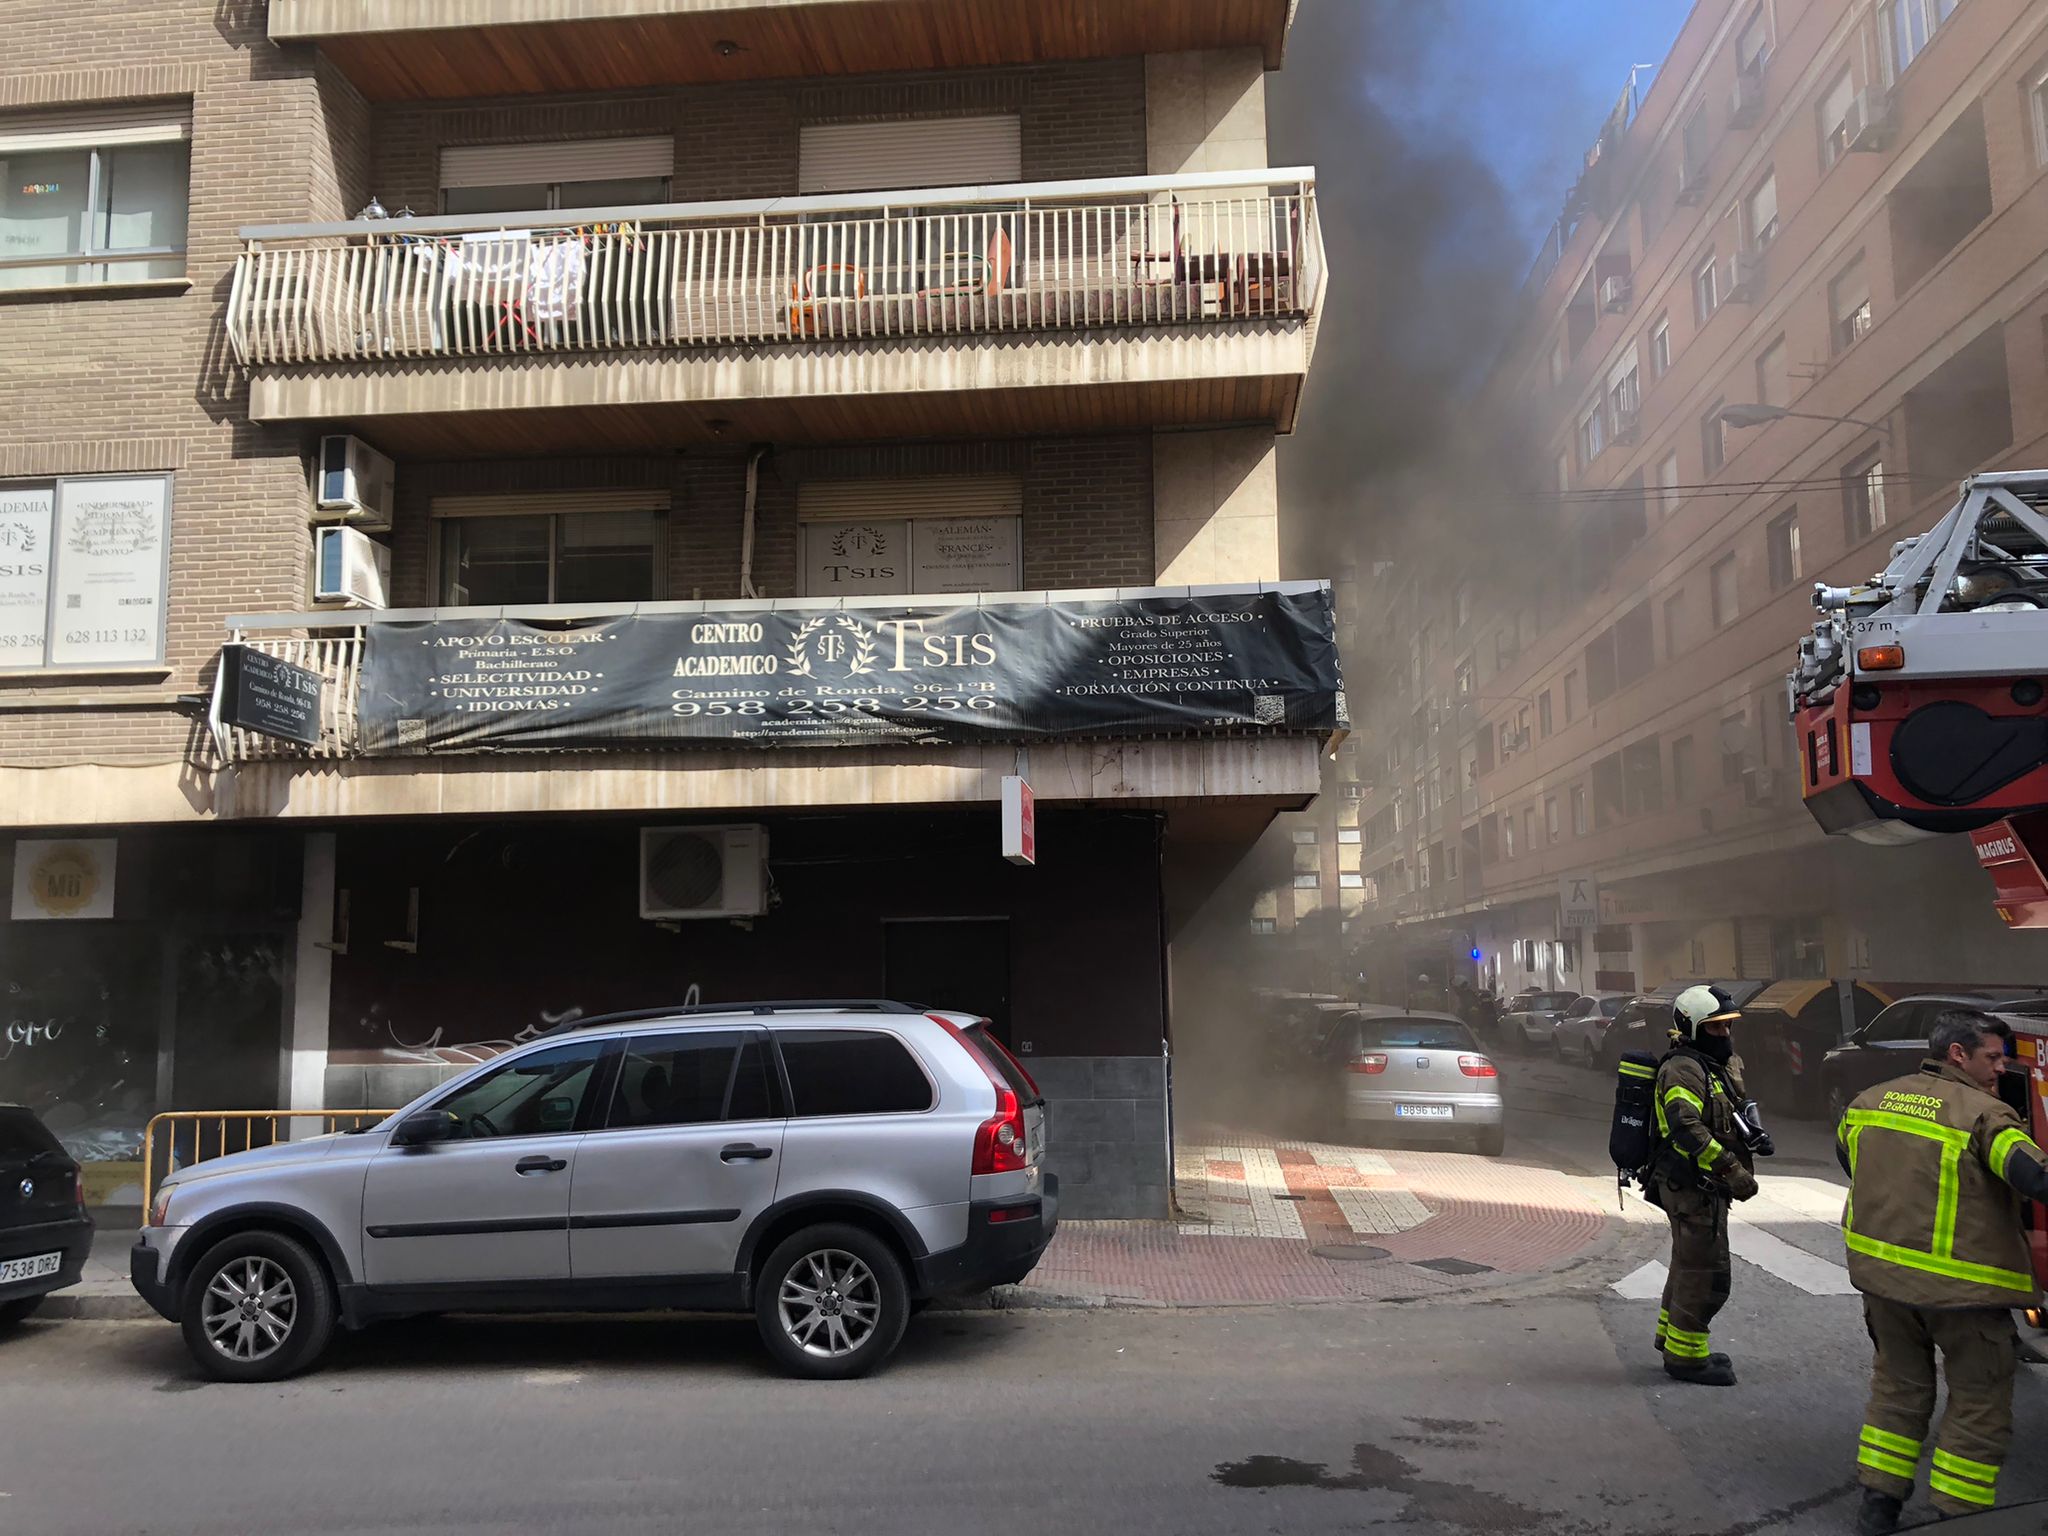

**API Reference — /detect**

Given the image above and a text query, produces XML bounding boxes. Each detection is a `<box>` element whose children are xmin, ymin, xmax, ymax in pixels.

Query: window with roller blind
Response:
<box><xmin>439</xmin><ymin>137</ymin><xmax>675</xmax><ymax>215</ymax></box>
<box><xmin>0</xmin><ymin>102</ymin><xmax>191</xmax><ymax>290</ymax></box>
<box><xmin>433</xmin><ymin>490</ymin><xmax>669</xmax><ymax>605</ymax></box>
<box><xmin>798</xmin><ymin>476</ymin><xmax>1022</xmax><ymax>598</ymax></box>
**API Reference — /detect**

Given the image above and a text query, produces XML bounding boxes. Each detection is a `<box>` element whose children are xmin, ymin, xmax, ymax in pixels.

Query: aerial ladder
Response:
<box><xmin>1790</xmin><ymin>470</ymin><xmax>2048</xmax><ymax>926</ymax></box>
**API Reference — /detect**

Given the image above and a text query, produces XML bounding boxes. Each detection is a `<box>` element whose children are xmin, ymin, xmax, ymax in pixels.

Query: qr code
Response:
<box><xmin>65</xmin><ymin>594</ymin><xmax>81</xmax><ymax>610</ymax></box>
<box><xmin>1252</xmin><ymin>694</ymin><xmax>1286</xmax><ymax>725</ymax></box>
<box><xmin>395</xmin><ymin>718</ymin><xmax>429</xmax><ymax>746</ymax></box>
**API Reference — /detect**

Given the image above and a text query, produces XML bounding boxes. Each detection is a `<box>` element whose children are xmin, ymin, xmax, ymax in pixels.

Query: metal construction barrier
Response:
<box><xmin>141</xmin><ymin>1110</ymin><xmax>396</xmax><ymax>1215</ymax></box>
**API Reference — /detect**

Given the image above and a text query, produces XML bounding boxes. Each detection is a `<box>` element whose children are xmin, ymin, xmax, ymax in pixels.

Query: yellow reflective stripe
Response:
<box><xmin>1663</xmin><ymin>1085</ymin><xmax>1706</xmax><ymax>1113</ymax></box>
<box><xmin>1931</xmin><ymin>1448</ymin><xmax>1999</xmax><ymax>1484</ymax></box>
<box><xmin>1860</xmin><ymin>1426</ymin><xmax>1923</xmax><ymax>1458</ymax></box>
<box><xmin>1841</xmin><ymin>1228</ymin><xmax>2036</xmax><ymax>1293</ymax></box>
<box><xmin>1843</xmin><ymin>1108</ymin><xmax>1973</xmax><ymax>1148</ymax></box>
<box><xmin>1859</xmin><ymin>1447</ymin><xmax>1919</xmax><ymax>1481</ymax></box>
<box><xmin>1619</xmin><ymin>1061</ymin><xmax>1655</xmax><ymax>1079</ymax></box>
<box><xmin>1696</xmin><ymin>1138</ymin><xmax>1725</xmax><ymax>1169</ymax></box>
<box><xmin>1933</xmin><ymin>1144</ymin><xmax>1962</xmax><ymax>1260</ymax></box>
<box><xmin>1928</xmin><ymin>1471</ymin><xmax>1996</xmax><ymax>1506</ymax></box>
<box><xmin>1989</xmin><ymin>1126</ymin><xmax>2037</xmax><ymax>1183</ymax></box>
<box><xmin>1655</xmin><ymin>1092</ymin><xmax>1669</xmax><ymax>1139</ymax></box>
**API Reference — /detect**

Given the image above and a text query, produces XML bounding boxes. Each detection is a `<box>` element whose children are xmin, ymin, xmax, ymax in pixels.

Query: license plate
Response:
<box><xmin>0</xmin><ymin>1251</ymin><xmax>60</xmax><ymax>1285</ymax></box>
<box><xmin>1395</xmin><ymin>1105</ymin><xmax>1454</xmax><ymax>1119</ymax></box>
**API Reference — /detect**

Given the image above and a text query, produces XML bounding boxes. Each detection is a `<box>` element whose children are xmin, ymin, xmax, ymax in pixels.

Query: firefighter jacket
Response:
<box><xmin>1653</xmin><ymin>1046</ymin><xmax>1750</xmax><ymax>1192</ymax></box>
<box><xmin>1840</xmin><ymin>1061</ymin><xmax>2047</xmax><ymax>1310</ymax></box>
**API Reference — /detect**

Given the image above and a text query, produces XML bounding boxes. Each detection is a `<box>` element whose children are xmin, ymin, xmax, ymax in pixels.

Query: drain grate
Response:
<box><xmin>1412</xmin><ymin>1256</ymin><xmax>1494</xmax><ymax>1276</ymax></box>
<box><xmin>1274</xmin><ymin>1192</ymin><xmax>1307</xmax><ymax>1201</ymax></box>
<box><xmin>1311</xmin><ymin>1243</ymin><xmax>1392</xmax><ymax>1262</ymax></box>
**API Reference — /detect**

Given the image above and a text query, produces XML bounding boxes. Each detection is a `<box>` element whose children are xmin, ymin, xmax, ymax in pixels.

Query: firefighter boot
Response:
<box><xmin>1854</xmin><ymin>1489</ymin><xmax>1903</xmax><ymax>1535</ymax></box>
<box><xmin>1663</xmin><ymin>1354</ymin><xmax>1737</xmax><ymax>1386</ymax></box>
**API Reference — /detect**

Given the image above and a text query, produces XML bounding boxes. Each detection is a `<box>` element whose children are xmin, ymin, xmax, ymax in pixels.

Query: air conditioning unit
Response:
<box><xmin>1600</xmin><ymin>275</ymin><xmax>1633</xmax><ymax>313</ymax></box>
<box><xmin>1729</xmin><ymin>70</ymin><xmax>1764</xmax><ymax>129</ymax></box>
<box><xmin>1726</xmin><ymin>251</ymin><xmax>1765</xmax><ymax>302</ymax></box>
<box><xmin>639</xmin><ymin>825</ymin><xmax>769</xmax><ymax>919</ymax></box>
<box><xmin>1612</xmin><ymin>405</ymin><xmax>1641</xmax><ymax>445</ymax></box>
<box><xmin>314</xmin><ymin>434</ymin><xmax>395</xmax><ymax>530</ymax></box>
<box><xmin>1675</xmin><ymin>164</ymin><xmax>1709</xmax><ymax>206</ymax></box>
<box><xmin>1845</xmin><ymin>89</ymin><xmax>1895</xmax><ymax>153</ymax></box>
<box><xmin>1742</xmin><ymin>766</ymin><xmax>1777</xmax><ymax>806</ymax></box>
<box><xmin>313</xmin><ymin>525</ymin><xmax>391</xmax><ymax>608</ymax></box>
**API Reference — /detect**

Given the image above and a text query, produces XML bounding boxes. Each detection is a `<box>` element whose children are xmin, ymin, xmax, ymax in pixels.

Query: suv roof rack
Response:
<box><xmin>553</xmin><ymin>999</ymin><xmax>930</xmax><ymax>1034</ymax></box>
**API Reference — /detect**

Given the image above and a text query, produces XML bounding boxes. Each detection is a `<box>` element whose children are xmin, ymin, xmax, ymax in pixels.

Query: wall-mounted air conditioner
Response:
<box><xmin>313</xmin><ymin>525</ymin><xmax>391</xmax><ymax>608</ymax></box>
<box><xmin>1726</xmin><ymin>251</ymin><xmax>1765</xmax><ymax>302</ymax></box>
<box><xmin>1600</xmin><ymin>276</ymin><xmax>1633</xmax><ymax>313</ymax></box>
<box><xmin>314</xmin><ymin>434</ymin><xmax>395</xmax><ymax>530</ymax></box>
<box><xmin>1742</xmin><ymin>765</ymin><xmax>1777</xmax><ymax>806</ymax></box>
<box><xmin>640</xmin><ymin>825</ymin><xmax>769</xmax><ymax>919</ymax></box>
<box><xmin>1729</xmin><ymin>71</ymin><xmax>1764</xmax><ymax>129</ymax></box>
<box><xmin>1675</xmin><ymin>164</ymin><xmax>1709</xmax><ymax>206</ymax></box>
<box><xmin>1612</xmin><ymin>405</ymin><xmax>1641</xmax><ymax>446</ymax></box>
<box><xmin>1844</xmin><ymin>90</ymin><xmax>1895</xmax><ymax>154</ymax></box>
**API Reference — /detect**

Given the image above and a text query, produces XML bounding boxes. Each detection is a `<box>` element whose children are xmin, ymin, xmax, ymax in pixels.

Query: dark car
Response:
<box><xmin>0</xmin><ymin>1104</ymin><xmax>94</xmax><ymax>1329</ymax></box>
<box><xmin>1597</xmin><ymin>979</ymin><xmax>1773</xmax><ymax>1072</ymax></box>
<box><xmin>1819</xmin><ymin>992</ymin><xmax>2048</xmax><ymax>1124</ymax></box>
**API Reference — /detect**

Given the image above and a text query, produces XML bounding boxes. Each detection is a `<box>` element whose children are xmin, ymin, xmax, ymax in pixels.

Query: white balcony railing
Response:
<box><xmin>226</xmin><ymin>169</ymin><xmax>1323</xmax><ymax>368</ymax></box>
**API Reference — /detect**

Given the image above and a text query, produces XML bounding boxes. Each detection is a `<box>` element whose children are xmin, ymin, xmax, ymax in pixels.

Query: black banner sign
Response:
<box><xmin>356</xmin><ymin>588</ymin><xmax>1342</xmax><ymax>752</ymax></box>
<box><xmin>219</xmin><ymin>643</ymin><xmax>324</xmax><ymax>747</ymax></box>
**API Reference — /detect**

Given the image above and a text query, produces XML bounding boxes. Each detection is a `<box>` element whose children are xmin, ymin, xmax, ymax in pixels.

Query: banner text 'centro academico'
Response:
<box><xmin>356</xmin><ymin>588</ymin><xmax>1343</xmax><ymax>752</ymax></box>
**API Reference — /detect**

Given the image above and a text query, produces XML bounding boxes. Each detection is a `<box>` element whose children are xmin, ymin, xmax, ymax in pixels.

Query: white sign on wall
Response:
<box><xmin>911</xmin><ymin>516</ymin><xmax>1021</xmax><ymax>594</ymax></box>
<box><xmin>10</xmin><ymin>838</ymin><xmax>118</xmax><ymax>920</ymax></box>
<box><xmin>49</xmin><ymin>475</ymin><xmax>169</xmax><ymax>667</ymax></box>
<box><xmin>802</xmin><ymin>515</ymin><xmax>1022</xmax><ymax>598</ymax></box>
<box><xmin>802</xmin><ymin>519</ymin><xmax>909</xmax><ymax>598</ymax></box>
<box><xmin>0</xmin><ymin>484</ymin><xmax>53</xmax><ymax>666</ymax></box>
<box><xmin>1559</xmin><ymin>874</ymin><xmax>1600</xmax><ymax>929</ymax></box>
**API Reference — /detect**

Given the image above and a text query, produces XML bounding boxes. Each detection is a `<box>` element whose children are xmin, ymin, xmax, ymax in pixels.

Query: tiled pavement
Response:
<box><xmin>1006</xmin><ymin>1126</ymin><xmax>1612</xmax><ymax>1307</ymax></box>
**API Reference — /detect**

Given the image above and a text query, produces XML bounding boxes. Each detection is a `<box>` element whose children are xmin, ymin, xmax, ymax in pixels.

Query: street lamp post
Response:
<box><xmin>1719</xmin><ymin>401</ymin><xmax>1894</xmax><ymax>437</ymax></box>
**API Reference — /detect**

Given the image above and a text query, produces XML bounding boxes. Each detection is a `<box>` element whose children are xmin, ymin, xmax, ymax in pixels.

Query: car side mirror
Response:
<box><xmin>393</xmin><ymin>1109</ymin><xmax>458</xmax><ymax>1148</ymax></box>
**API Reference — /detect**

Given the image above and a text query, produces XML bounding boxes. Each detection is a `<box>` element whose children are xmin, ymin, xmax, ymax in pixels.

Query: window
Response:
<box><xmin>1523</xmin><ymin>806</ymin><xmax>1537</xmax><ymax>852</ymax></box>
<box><xmin>1453</xmin><ymin>581</ymin><xmax>1473</xmax><ymax>630</ymax></box>
<box><xmin>1664</xmin><ymin>591</ymin><xmax>1686</xmax><ymax>658</ymax></box>
<box><xmin>1579</xmin><ymin>402</ymin><xmax>1606</xmax><ymax>466</ymax></box>
<box><xmin>1844</xmin><ymin>450</ymin><xmax>1889</xmax><ymax>541</ymax></box>
<box><xmin>1556</xmin><ymin>450</ymin><xmax>1572</xmax><ymax>495</ymax></box>
<box><xmin>1339</xmin><ymin>872</ymin><xmax>1365</xmax><ymax>891</ymax></box>
<box><xmin>1672</xmin><ymin>734</ymin><xmax>1697</xmax><ymax>802</ymax></box>
<box><xmin>1339</xmin><ymin>828</ymin><xmax>1361</xmax><ymax>845</ymax></box>
<box><xmin>1564</xmin><ymin>669</ymin><xmax>1582</xmax><ymax>722</ymax></box>
<box><xmin>1756</xmin><ymin>335</ymin><xmax>1789</xmax><ymax>409</ymax></box>
<box><xmin>1495</xmin><ymin>625</ymin><xmax>1519</xmax><ymax>670</ymax></box>
<box><xmin>1710</xmin><ymin>553</ymin><xmax>1739</xmax><ymax>627</ymax></box>
<box><xmin>1592</xmin><ymin>752</ymin><xmax>1625</xmax><ymax>828</ymax></box>
<box><xmin>1342</xmin><ymin>784</ymin><xmax>1362</xmax><ymax>801</ymax></box>
<box><xmin>0</xmin><ymin>474</ymin><xmax>172</xmax><ymax>670</ymax></box>
<box><xmin>1722</xmin><ymin>712</ymin><xmax>1750</xmax><ymax>786</ymax></box>
<box><xmin>1737</xmin><ymin>8</ymin><xmax>1771</xmax><ymax>76</ymax></box>
<box><xmin>1682</xmin><ymin>108</ymin><xmax>1710</xmax><ymax>184</ymax></box>
<box><xmin>1656</xmin><ymin>451</ymin><xmax>1681</xmax><ymax>516</ymax></box>
<box><xmin>431</xmin><ymin>1039</ymin><xmax>606</xmax><ymax>1139</ymax></box>
<box><xmin>799</xmin><ymin>476</ymin><xmax>1022</xmax><ymax>597</ymax></box>
<box><xmin>0</xmin><ymin>111</ymin><xmax>191</xmax><ymax>291</ymax></box>
<box><xmin>779</xmin><ymin>1029</ymin><xmax>933</xmax><ymax>1117</ymax></box>
<box><xmin>1571</xmin><ymin>784</ymin><xmax>1590</xmax><ymax>835</ymax></box>
<box><xmin>1694</xmin><ymin>251</ymin><xmax>1720</xmax><ymax>324</ymax></box>
<box><xmin>1830</xmin><ymin>253</ymin><xmax>1873</xmax><ymax>351</ymax></box>
<box><xmin>1885</xmin><ymin>0</ymin><xmax>1960</xmax><ymax>75</ymax></box>
<box><xmin>1701</xmin><ymin>401</ymin><xmax>1727</xmax><ymax>474</ymax></box>
<box><xmin>1292</xmin><ymin>828</ymin><xmax>1319</xmax><ymax>845</ymax></box>
<box><xmin>1746</xmin><ymin>172</ymin><xmax>1779</xmax><ymax>250</ymax></box>
<box><xmin>2034</xmin><ymin>64</ymin><xmax>2048</xmax><ymax>165</ymax></box>
<box><xmin>1504</xmin><ymin>817</ymin><xmax>1517</xmax><ymax>859</ymax></box>
<box><xmin>1550</xmin><ymin>337</ymin><xmax>1568</xmax><ymax>387</ymax></box>
<box><xmin>607</xmin><ymin>1033</ymin><xmax>773</xmax><ymax>1129</ymax></box>
<box><xmin>1455</xmin><ymin>656</ymin><xmax>1475</xmax><ymax>697</ymax></box>
<box><xmin>1250</xmin><ymin>916</ymin><xmax>1277</xmax><ymax>935</ymax></box>
<box><xmin>439</xmin><ymin>504</ymin><xmax>666</xmax><ymax>605</ymax></box>
<box><xmin>1539</xmin><ymin>690</ymin><xmax>1554</xmax><ymax>737</ymax></box>
<box><xmin>440</xmin><ymin>136</ymin><xmax>674</xmax><ymax>214</ymax></box>
<box><xmin>1767</xmin><ymin>508</ymin><xmax>1803</xmax><ymax>589</ymax></box>
<box><xmin>1623</xmin><ymin>738</ymin><xmax>1664</xmax><ymax>814</ymax></box>
<box><xmin>1820</xmin><ymin>69</ymin><xmax>1857</xmax><ymax>169</ymax></box>
<box><xmin>1650</xmin><ymin>316</ymin><xmax>1672</xmax><ymax>379</ymax></box>
<box><xmin>1545</xmin><ymin>795</ymin><xmax>1561</xmax><ymax>839</ymax></box>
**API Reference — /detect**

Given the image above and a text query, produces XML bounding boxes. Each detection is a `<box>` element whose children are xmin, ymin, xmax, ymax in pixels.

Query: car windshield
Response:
<box><xmin>1601</xmin><ymin>997</ymin><xmax>1628</xmax><ymax>1017</ymax></box>
<box><xmin>1359</xmin><ymin>1018</ymin><xmax>1477</xmax><ymax>1051</ymax></box>
<box><xmin>1524</xmin><ymin>993</ymin><xmax>1576</xmax><ymax>1012</ymax></box>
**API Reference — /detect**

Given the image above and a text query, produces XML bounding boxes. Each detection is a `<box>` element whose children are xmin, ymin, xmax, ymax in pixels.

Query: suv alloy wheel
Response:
<box><xmin>755</xmin><ymin>1222</ymin><xmax>910</xmax><ymax>1380</ymax></box>
<box><xmin>180</xmin><ymin>1231</ymin><xmax>337</xmax><ymax>1383</ymax></box>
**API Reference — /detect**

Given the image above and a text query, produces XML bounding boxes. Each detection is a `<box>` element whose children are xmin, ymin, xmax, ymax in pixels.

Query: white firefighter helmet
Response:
<box><xmin>1672</xmin><ymin>984</ymin><xmax>1740</xmax><ymax>1041</ymax></box>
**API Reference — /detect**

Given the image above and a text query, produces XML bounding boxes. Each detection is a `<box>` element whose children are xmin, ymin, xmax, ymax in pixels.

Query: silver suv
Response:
<box><xmin>131</xmin><ymin>1002</ymin><xmax>1055</xmax><ymax>1382</ymax></box>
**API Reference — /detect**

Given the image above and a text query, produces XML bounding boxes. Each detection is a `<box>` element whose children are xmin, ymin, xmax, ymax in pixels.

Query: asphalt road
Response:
<box><xmin>2</xmin><ymin>1060</ymin><xmax>2041</xmax><ymax>1536</ymax></box>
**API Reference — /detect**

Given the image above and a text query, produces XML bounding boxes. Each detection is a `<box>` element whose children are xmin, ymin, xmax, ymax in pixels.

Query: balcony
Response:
<box><xmin>230</xmin><ymin>171</ymin><xmax>1325</xmax><ymax>453</ymax></box>
<box><xmin>270</xmin><ymin>0</ymin><xmax>1297</xmax><ymax>100</ymax></box>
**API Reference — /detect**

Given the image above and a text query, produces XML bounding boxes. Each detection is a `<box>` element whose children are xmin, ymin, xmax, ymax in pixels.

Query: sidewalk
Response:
<box><xmin>48</xmin><ymin>1130</ymin><xmax>1618</xmax><ymax>1320</ymax></box>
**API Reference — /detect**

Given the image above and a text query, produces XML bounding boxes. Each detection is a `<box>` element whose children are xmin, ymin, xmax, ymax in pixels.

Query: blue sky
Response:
<box><xmin>1364</xmin><ymin>0</ymin><xmax>1697</xmax><ymax>252</ymax></box>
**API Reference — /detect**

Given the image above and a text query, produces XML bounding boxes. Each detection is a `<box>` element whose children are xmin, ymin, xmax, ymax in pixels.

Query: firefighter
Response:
<box><xmin>1842</xmin><ymin>1010</ymin><xmax>2048</xmax><ymax>1534</ymax></box>
<box><xmin>1651</xmin><ymin>984</ymin><xmax>1760</xmax><ymax>1386</ymax></box>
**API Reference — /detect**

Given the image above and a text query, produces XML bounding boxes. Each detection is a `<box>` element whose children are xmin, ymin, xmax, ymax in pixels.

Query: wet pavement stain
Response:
<box><xmin>1212</xmin><ymin>1441</ymin><xmax>1566</xmax><ymax>1532</ymax></box>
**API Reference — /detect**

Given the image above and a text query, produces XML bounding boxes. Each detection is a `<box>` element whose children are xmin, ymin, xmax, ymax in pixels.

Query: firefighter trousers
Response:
<box><xmin>1655</xmin><ymin>1194</ymin><xmax>1730</xmax><ymax>1367</ymax></box>
<box><xmin>1856</xmin><ymin>1295</ymin><xmax>2016</xmax><ymax>1515</ymax></box>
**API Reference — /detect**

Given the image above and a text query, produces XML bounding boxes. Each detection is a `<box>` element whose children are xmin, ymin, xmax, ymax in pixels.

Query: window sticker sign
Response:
<box><xmin>49</xmin><ymin>475</ymin><xmax>168</xmax><ymax>668</ymax></box>
<box><xmin>0</xmin><ymin>484</ymin><xmax>53</xmax><ymax>666</ymax></box>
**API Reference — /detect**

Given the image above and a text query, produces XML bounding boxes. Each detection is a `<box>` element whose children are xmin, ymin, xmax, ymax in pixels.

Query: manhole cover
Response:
<box><xmin>1312</xmin><ymin>1243</ymin><xmax>1391</xmax><ymax>1262</ymax></box>
<box><xmin>1412</xmin><ymin>1257</ymin><xmax>1494</xmax><ymax>1276</ymax></box>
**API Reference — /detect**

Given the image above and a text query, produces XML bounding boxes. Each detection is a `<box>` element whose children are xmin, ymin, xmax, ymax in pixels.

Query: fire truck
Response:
<box><xmin>1788</xmin><ymin>469</ymin><xmax>2048</xmax><ymax>1304</ymax></box>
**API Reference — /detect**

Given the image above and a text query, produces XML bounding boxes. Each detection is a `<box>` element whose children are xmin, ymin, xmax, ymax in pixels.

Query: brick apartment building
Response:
<box><xmin>0</xmin><ymin>0</ymin><xmax>1335</xmax><ymax>1217</ymax></box>
<box><xmin>1327</xmin><ymin>0</ymin><xmax>2048</xmax><ymax>1005</ymax></box>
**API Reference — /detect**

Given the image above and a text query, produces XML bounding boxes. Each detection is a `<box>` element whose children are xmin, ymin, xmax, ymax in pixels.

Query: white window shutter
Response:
<box><xmin>439</xmin><ymin>136</ymin><xmax>675</xmax><ymax>191</ymax></box>
<box><xmin>797</xmin><ymin>116</ymin><xmax>1022</xmax><ymax>195</ymax></box>
<box><xmin>0</xmin><ymin>101</ymin><xmax>192</xmax><ymax>153</ymax></box>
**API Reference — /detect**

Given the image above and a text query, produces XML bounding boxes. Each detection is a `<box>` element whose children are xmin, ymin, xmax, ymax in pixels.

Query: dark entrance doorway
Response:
<box><xmin>884</xmin><ymin>919</ymin><xmax>1011</xmax><ymax>1043</ymax></box>
<box><xmin>167</xmin><ymin>930</ymin><xmax>288</xmax><ymax>1111</ymax></box>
